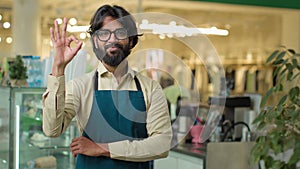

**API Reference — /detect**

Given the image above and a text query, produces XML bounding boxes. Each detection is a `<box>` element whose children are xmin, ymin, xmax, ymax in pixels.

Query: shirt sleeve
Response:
<box><xmin>42</xmin><ymin>75</ymin><xmax>77</xmax><ymax>137</ymax></box>
<box><xmin>108</xmin><ymin>82</ymin><xmax>173</xmax><ymax>162</ymax></box>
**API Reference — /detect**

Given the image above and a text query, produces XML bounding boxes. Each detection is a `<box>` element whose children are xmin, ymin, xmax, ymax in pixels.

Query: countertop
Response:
<box><xmin>171</xmin><ymin>143</ymin><xmax>206</xmax><ymax>159</ymax></box>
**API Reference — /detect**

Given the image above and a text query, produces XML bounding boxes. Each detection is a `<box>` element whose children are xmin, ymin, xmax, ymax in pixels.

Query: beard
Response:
<box><xmin>93</xmin><ymin>42</ymin><xmax>131</xmax><ymax>67</ymax></box>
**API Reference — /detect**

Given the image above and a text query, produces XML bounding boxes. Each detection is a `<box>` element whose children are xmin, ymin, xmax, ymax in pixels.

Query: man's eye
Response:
<box><xmin>99</xmin><ymin>31</ymin><xmax>110</xmax><ymax>36</ymax></box>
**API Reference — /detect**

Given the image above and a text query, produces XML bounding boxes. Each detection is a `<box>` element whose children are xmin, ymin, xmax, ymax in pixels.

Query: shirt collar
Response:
<box><xmin>97</xmin><ymin>59</ymin><xmax>135</xmax><ymax>78</ymax></box>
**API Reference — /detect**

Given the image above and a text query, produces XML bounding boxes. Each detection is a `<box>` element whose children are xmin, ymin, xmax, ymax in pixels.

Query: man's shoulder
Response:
<box><xmin>134</xmin><ymin>71</ymin><xmax>162</xmax><ymax>90</ymax></box>
<box><xmin>68</xmin><ymin>71</ymin><xmax>94</xmax><ymax>87</ymax></box>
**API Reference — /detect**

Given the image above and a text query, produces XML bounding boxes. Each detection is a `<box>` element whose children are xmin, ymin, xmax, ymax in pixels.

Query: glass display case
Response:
<box><xmin>0</xmin><ymin>87</ymin><xmax>10</xmax><ymax>169</ymax></box>
<box><xmin>0</xmin><ymin>87</ymin><xmax>79</xmax><ymax>169</ymax></box>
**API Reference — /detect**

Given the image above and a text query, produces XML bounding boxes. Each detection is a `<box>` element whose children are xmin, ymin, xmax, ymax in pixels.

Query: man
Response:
<box><xmin>42</xmin><ymin>4</ymin><xmax>172</xmax><ymax>169</ymax></box>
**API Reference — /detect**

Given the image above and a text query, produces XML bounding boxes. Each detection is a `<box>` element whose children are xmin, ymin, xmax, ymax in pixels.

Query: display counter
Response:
<box><xmin>0</xmin><ymin>86</ymin><xmax>79</xmax><ymax>169</ymax></box>
<box><xmin>154</xmin><ymin>143</ymin><xmax>206</xmax><ymax>169</ymax></box>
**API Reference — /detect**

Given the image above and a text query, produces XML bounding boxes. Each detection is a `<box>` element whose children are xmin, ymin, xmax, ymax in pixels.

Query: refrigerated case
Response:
<box><xmin>0</xmin><ymin>87</ymin><xmax>78</xmax><ymax>169</ymax></box>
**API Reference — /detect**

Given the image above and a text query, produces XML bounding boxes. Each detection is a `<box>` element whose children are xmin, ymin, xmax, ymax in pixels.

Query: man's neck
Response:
<box><xmin>102</xmin><ymin>60</ymin><xmax>128</xmax><ymax>83</ymax></box>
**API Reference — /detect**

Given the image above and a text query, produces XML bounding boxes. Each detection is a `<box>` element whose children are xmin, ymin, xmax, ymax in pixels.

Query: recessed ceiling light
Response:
<box><xmin>79</xmin><ymin>32</ymin><xmax>87</xmax><ymax>39</ymax></box>
<box><xmin>55</xmin><ymin>18</ymin><xmax>63</xmax><ymax>25</ymax></box>
<box><xmin>69</xmin><ymin>18</ymin><xmax>77</xmax><ymax>26</ymax></box>
<box><xmin>6</xmin><ymin>37</ymin><xmax>13</xmax><ymax>44</ymax></box>
<box><xmin>3</xmin><ymin>22</ymin><xmax>10</xmax><ymax>29</ymax></box>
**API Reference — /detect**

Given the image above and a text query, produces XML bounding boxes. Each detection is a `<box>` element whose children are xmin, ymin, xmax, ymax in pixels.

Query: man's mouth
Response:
<box><xmin>104</xmin><ymin>43</ymin><xmax>123</xmax><ymax>55</ymax></box>
<box><xmin>107</xmin><ymin>46</ymin><xmax>119</xmax><ymax>52</ymax></box>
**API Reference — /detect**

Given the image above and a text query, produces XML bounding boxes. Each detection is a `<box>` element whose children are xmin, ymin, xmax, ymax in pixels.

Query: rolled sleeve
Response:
<box><xmin>42</xmin><ymin>75</ymin><xmax>74</xmax><ymax>137</ymax></box>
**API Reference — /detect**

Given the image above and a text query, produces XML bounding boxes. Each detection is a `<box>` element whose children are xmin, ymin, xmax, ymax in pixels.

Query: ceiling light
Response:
<box><xmin>67</xmin><ymin>25</ymin><xmax>89</xmax><ymax>33</ymax></box>
<box><xmin>79</xmin><ymin>32</ymin><xmax>87</xmax><ymax>39</ymax></box>
<box><xmin>0</xmin><ymin>37</ymin><xmax>2</xmax><ymax>43</ymax></box>
<box><xmin>69</xmin><ymin>18</ymin><xmax>77</xmax><ymax>26</ymax></box>
<box><xmin>3</xmin><ymin>22</ymin><xmax>10</xmax><ymax>29</ymax></box>
<box><xmin>6</xmin><ymin>37</ymin><xmax>12</xmax><ymax>44</ymax></box>
<box><xmin>55</xmin><ymin>18</ymin><xmax>63</xmax><ymax>25</ymax></box>
<box><xmin>0</xmin><ymin>14</ymin><xmax>2</xmax><ymax>21</ymax></box>
<box><xmin>139</xmin><ymin>22</ymin><xmax>229</xmax><ymax>36</ymax></box>
<box><xmin>159</xmin><ymin>34</ymin><xmax>166</xmax><ymax>39</ymax></box>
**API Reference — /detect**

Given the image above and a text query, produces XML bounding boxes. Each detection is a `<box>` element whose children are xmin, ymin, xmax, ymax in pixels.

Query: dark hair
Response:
<box><xmin>88</xmin><ymin>5</ymin><xmax>139</xmax><ymax>48</ymax></box>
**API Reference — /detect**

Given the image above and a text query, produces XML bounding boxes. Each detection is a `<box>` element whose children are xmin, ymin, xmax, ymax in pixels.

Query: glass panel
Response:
<box><xmin>11</xmin><ymin>87</ymin><xmax>78</xmax><ymax>169</ymax></box>
<box><xmin>0</xmin><ymin>87</ymin><xmax>10</xmax><ymax>169</ymax></box>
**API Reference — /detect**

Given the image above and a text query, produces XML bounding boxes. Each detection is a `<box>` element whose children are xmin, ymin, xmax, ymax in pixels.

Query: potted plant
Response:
<box><xmin>251</xmin><ymin>46</ymin><xmax>300</xmax><ymax>168</ymax></box>
<box><xmin>9</xmin><ymin>55</ymin><xmax>28</xmax><ymax>87</ymax></box>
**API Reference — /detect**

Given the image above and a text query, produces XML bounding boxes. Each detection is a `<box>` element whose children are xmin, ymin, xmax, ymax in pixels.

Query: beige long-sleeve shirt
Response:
<box><xmin>42</xmin><ymin>60</ymin><xmax>172</xmax><ymax>162</ymax></box>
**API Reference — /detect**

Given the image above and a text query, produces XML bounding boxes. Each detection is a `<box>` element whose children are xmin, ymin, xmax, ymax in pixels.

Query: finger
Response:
<box><xmin>70</xmin><ymin>144</ymin><xmax>79</xmax><ymax>151</ymax></box>
<box><xmin>72</xmin><ymin>137</ymin><xmax>80</xmax><ymax>142</ymax></box>
<box><xmin>73</xmin><ymin>41</ymin><xmax>83</xmax><ymax>55</ymax></box>
<box><xmin>65</xmin><ymin>35</ymin><xmax>78</xmax><ymax>47</ymax></box>
<box><xmin>50</xmin><ymin>27</ymin><xmax>55</xmax><ymax>42</ymax></box>
<box><xmin>61</xmin><ymin>17</ymin><xmax>68</xmax><ymax>39</ymax></box>
<box><xmin>70</xmin><ymin>147</ymin><xmax>78</xmax><ymax>157</ymax></box>
<box><xmin>54</xmin><ymin>19</ymin><xmax>60</xmax><ymax>40</ymax></box>
<box><xmin>72</xmin><ymin>149</ymin><xmax>80</xmax><ymax>157</ymax></box>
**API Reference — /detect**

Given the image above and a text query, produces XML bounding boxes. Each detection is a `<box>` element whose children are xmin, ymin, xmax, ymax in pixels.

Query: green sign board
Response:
<box><xmin>191</xmin><ymin>0</ymin><xmax>300</xmax><ymax>10</ymax></box>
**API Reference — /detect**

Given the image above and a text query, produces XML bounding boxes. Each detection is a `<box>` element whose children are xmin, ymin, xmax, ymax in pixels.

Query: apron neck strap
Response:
<box><xmin>94</xmin><ymin>71</ymin><xmax>142</xmax><ymax>91</ymax></box>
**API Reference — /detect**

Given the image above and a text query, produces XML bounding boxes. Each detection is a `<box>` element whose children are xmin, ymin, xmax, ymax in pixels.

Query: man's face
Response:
<box><xmin>93</xmin><ymin>16</ymin><xmax>131</xmax><ymax>67</ymax></box>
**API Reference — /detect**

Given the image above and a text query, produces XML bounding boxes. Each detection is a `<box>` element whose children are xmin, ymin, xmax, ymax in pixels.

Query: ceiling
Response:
<box><xmin>0</xmin><ymin>0</ymin><xmax>288</xmax><ymax>35</ymax></box>
<box><xmin>0</xmin><ymin>0</ymin><xmax>296</xmax><ymax>60</ymax></box>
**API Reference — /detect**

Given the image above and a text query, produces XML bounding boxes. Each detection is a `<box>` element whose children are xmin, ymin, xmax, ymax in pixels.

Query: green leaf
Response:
<box><xmin>289</xmin><ymin>87</ymin><xmax>300</xmax><ymax>101</ymax></box>
<box><xmin>287</xmin><ymin>64</ymin><xmax>294</xmax><ymax>81</ymax></box>
<box><xmin>261</xmin><ymin>88</ymin><xmax>274</xmax><ymax>107</ymax></box>
<box><xmin>291</xmin><ymin>72</ymin><xmax>300</xmax><ymax>81</ymax></box>
<box><xmin>251</xmin><ymin>142</ymin><xmax>264</xmax><ymax>162</ymax></box>
<box><xmin>273</xmin><ymin>160</ymin><xmax>284</xmax><ymax>169</ymax></box>
<box><xmin>267</xmin><ymin>50</ymin><xmax>280</xmax><ymax>63</ymax></box>
<box><xmin>292</xmin><ymin>109</ymin><xmax>300</xmax><ymax>119</ymax></box>
<box><xmin>295</xmin><ymin>99</ymin><xmax>300</xmax><ymax>106</ymax></box>
<box><xmin>278</xmin><ymin>68</ymin><xmax>288</xmax><ymax>80</ymax></box>
<box><xmin>273</xmin><ymin>59</ymin><xmax>284</xmax><ymax>65</ymax></box>
<box><xmin>288</xmin><ymin>153</ymin><xmax>300</xmax><ymax>165</ymax></box>
<box><xmin>257</xmin><ymin>121</ymin><xmax>266</xmax><ymax>130</ymax></box>
<box><xmin>288</xmin><ymin>49</ymin><xmax>296</xmax><ymax>55</ymax></box>
<box><xmin>275</xmin><ymin>51</ymin><xmax>287</xmax><ymax>63</ymax></box>
<box><xmin>278</xmin><ymin>95</ymin><xmax>288</xmax><ymax>106</ymax></box>
<box><xmin>252</xmin><ymin>112</ymin><xmax>265</xmax><ymax>124</ymax></box>
<box><xmin>292</xmin><ymin>58</ymin><xmax>298</xmax><ymax>67</ymax></box>
<box><xmin>273</xmin><ymin>66</ymin><xmax>282</xmax><ymax>77</ymax></box>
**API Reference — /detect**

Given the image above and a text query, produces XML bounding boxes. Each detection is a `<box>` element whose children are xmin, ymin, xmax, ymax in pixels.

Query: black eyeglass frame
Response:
<box><xmin>95</xmin><ymin>28</ymin><xmax>128</xmax><ymax>42</ymax></box>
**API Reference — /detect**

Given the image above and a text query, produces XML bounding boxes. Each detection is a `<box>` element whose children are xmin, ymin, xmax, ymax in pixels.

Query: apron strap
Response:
<box><xmin>94</xmin><ymin>71</ymin><xmax>99</xmax><ymax>91</ymax></box>
<box><xmin>94</xmin><ymin>71</ymin><xmax>142</xmax><ymax>91</ymax></box>
<box><xmin>134</xmin><ymin>76</ymin><xmax>142</xmax><ymax>91</ymax></box>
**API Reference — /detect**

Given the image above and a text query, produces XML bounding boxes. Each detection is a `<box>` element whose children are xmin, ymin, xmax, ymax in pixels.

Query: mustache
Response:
<box><xmin>104</xmin><ymin>43</ymin><xmax>123</xmax><ymax>51</ymax></box>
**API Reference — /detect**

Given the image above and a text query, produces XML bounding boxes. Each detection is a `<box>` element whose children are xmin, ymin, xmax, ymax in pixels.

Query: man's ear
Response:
<box><xmin>129</xmin><ymin>38</ymin><xmax>134</xmax><ymax>49</ymax></box>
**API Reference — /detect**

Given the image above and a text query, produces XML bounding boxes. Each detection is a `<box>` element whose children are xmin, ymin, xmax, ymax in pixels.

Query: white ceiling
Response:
<box><xmin>0</xmin><ymin>0</ymin><xmax>296</xmax><ymax>60</ymax></box>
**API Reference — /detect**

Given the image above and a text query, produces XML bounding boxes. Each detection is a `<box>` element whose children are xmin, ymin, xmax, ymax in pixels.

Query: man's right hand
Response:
<box><xmin>50</xmin><ymin>17</ymin><xmax>83</xmax><ymax>77</ymax></box>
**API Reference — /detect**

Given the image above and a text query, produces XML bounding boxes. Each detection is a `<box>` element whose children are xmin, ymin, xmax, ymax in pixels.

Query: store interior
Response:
<box><xmin>0</xmin><ymin>0</ymin><xmax>300</xmax><ymax>169</ymax></box>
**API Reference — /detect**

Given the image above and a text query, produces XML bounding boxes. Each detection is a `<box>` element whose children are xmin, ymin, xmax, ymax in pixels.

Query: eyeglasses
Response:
<box><xmin>95</xmin><ymin>28</ymin><xmax>128</xmax><ymax>42</ymax></box>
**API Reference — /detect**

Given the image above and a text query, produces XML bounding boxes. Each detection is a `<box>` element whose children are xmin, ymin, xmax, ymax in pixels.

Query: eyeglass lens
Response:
<box><xmin>96</xmin><ymin>28</ymin><xmax>128</xmax><ymax>41</ymax></box>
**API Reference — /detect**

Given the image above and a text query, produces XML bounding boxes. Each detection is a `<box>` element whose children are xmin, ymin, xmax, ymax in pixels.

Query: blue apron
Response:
<box><xmin>76</xmin><ymin>71</ymin><xmax>152</xmax><ymax>169</ymax></box>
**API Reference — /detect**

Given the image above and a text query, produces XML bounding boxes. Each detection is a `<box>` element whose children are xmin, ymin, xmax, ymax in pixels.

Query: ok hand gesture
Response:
<box><xmin>50</xmin><ymin>18</ymin><xmax>83</xmax><ymax>77</ymax></box>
